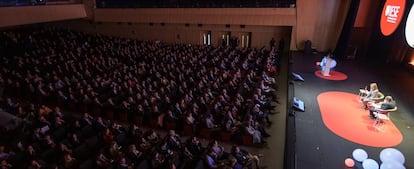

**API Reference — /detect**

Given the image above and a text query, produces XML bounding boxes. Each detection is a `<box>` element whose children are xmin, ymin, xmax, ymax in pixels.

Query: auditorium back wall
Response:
<box><xmin>48</xmin><ymin>19</ymin><xmax>292</xmax><ymax>49</ymax></box>
<box><xmin>0</xmin><ymin>0</ymin><xmax>351</xmax><ymax>52</ymax></box>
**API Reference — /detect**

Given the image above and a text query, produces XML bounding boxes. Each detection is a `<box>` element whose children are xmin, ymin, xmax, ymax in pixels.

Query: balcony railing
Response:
<box><xmin>95</xmin><ymin>0</ymin><xmax>296</xmax><ymax>8</ymax></box>
<box><xmin>0</xmin><ymin>0</ymin><xmax>82</xmax><ymax>7</ymax></box>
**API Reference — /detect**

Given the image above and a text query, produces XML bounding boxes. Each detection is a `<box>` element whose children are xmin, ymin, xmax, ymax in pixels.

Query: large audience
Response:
<box><xmin>0</xmin><ymin>27</ymin><xmax>281</xmax><ymax>169</ymax></box>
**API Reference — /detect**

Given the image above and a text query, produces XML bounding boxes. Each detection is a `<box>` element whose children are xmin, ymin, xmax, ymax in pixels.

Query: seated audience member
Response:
<box><xmin>67</xmin><ymin>133</ymin><xmax>82</xmax><ymax>149</ymax></box>
<box><xmin>184</xmin><ymin>136</ymin><xmax>204</xmax><ymax>160</ymax></box>
<box><xmin>28</xmin><ymin>160</ymin><xmax>43</xmax><ymax>169</ymax></box>
<box><xmin>94</xmin><ymin>116</ymin><xmax>108</xmax><ymax>131</ymax></box>
<box><xmin>224</xmin><ymin>110</ymin><xmax>241</xmax><ymax>127</ymax></box>
<box><xmin>96</xmin><ymin>152</ymin><xmax>113</xmax><ymax>168</ymax></box>
<box><xmin>15</xmin><ymin>106</ymin><xmax>27</xmax><ymax>119</ymax></box>
<box><xmin>1</xmin><ymin>159</ymin><xmax>12</xmax><ymax>169</ymax></box>
<box><xmin>127</xmin><ymin>124</ymin><xmax>143</xmax><ymax>140</ymax></box>
<box><xmin>228</xmin><ymin>157</ymin><xmax>243</xmax><ymax>169</ymax></box>
<box><xmin>126</xmin><ymin>144</ymin><xmax>142</xmax><ymax>164</ymax></box>
<box><xmin>253</xmin><ymin>94</ymin><xmax>271</xmax><ymax>111</ymax></box>
<box><xmin>23</xmin><ymin>145</ymin><xmax>38</xmax><ymax>163</ymax></box>
<box><xmin>36</xmin><ymin>116</ymin><xmax>51</xmax><ymax>129</ymax></box>
<box><xmin>207</xmin><ymin>140</ymin><xmax>228</xmax><ymax>160</ymax></box>
<box><xmin>52</xmin><ymin>116</ymin><xmax>65</xmax><ymax>129</ymax></box>
<box><xmin>108</xmin><ymin>141</ymin><xmax>122</xmax><ymax>160</ymax></box>
<box><xmin>115</xmin><ymin>157</ymin><xmax>131</xmax><ymax>169</ymax></box>
<box><xmin>205</xmin><ymin>150</ymin><xmax>223</xmax><ymax>169</ymax></box>
<box><xmin>80</xmin><ymin>112</ymin><xmax>95</xmax><ymax>127</ymax></box>
<box><xmin>223</xmin><ymin>118</ymin><xmax>237</xmax><ymax>133</ymax></box>
<box><xmin>204</xmin><ymin>113</ymin><xmax>217</xmax><ymax>129</ymax></box>
<box><xmin>262</xmin><ymin>72</ymin><xmax>275</xmax><ymax>84</ymax></box>
<box><xmin>185</xmin><ymin>112</ymin><xmax>198</xmax><ymax>133</ymax></box>
<box><xmin>246</xmin><ymin>115</ymin><xmax>271</xmax><ymax>138</ymax></box>
<box><xmin>151</xmin><ymin>152</ymin><xmax>165</xmax><ymax>169</ymax></box>
<box><xmin>164</xmin><ymin>110</ymin><xmax>178</xmax><ymax>125</ymax></box>
<box><xmin>231</xmin><ymin>145</ymin><xmax>260</xmax><ymax>169</ymax></box>
<box><xmin>260</xmin><ymin>80</ymin><xmax>275</xmax><ymax>94</ymax></box>
<box><xmin>38</xmin><ymin>105</ymin><xmax>52</xmax><ymax>116</ymax></box>
<box><xmin>41</xmin><ymin>134</ymin><xmax>56</xmax><ymax>149</ymax></box>
<box><xmin>31</xmin><ymin>128</ymin><xmax>43</xmax><ymax>143</ymax></box>
<box><xmin>0</xmin><ymin>146</ymin><xmax>10</xmax><ymax>161</ymax></box>
<box><xmin>52</xmin><ymin>106</ymin><xmax>64</xmax><ymax>118</ymax></box>
<box><xmin>139</xmin><ymin>137</ymin><xmax>152</xmax><ymax>152</ymax></box>
<box><xmin>244</xmin><ymin>122</ymin><xmax>264</xmax><ymax>144</ymax></box>
<box><xmin>63</xmin><ymin>153</ymin><xmax>78</xmax><ymax>169</ymax></box>
<box><xmin>250</xmin><ymin>104</ymin><xmax>271</xmax><ymax>126</ymax></box>
<box><xmin>4</xmin><ymin>97</ymin><xmax>19</xmax><ymax>115</ymax></box>
<box><xmin>368</xmin><ymin>96</ymin><xmax>396</xmax><ymax>119</ymax></box>
<box><xmin>102</xmin><ymin>128</ymin><xmax>115</xmax><ymax>146</ymax></box>
<box><xmin>165</xmin><ymin>130</ymin><xmax>182</xmax><ymax>150</ymax></box>
<box><xmin>145</xmin><ymin>129</ymin><xmax>160</xmax><ymax>145</ymax></box>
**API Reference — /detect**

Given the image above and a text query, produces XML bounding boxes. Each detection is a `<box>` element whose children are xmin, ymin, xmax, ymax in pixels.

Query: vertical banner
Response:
<box><xmin>380</xmin><ymin>0</ymin><xmax>406</xmax><ymax>36</ymax></box>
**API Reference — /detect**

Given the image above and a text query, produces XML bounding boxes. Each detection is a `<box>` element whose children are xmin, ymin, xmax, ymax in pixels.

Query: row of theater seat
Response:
<box><xmin>0</xmin><ymin>27</ymin><xmax>281</xmax><ymax>168</ymax></box>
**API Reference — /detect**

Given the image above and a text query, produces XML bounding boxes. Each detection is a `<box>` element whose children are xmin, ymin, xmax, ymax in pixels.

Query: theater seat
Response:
<box><xmin>73</xmin><ymin>144</ymin><xmax>91</xmax><ymax>160</ymax></box>
<box><xmin>219</xmin><ymin>131</ymin><xmax>233</xmax><ymax>142</ymax></box>
<box><xmin>183</xmin><ymin>123</ymin><xmax>193</xmax><ymax>136</ymax></box>
<box><xmin>373</xmin><ymin>106</ymin><xmax>397</xmax><ymax>131</ymax></box>
<box><xmin>164</xmin><ymin>121</ymin><xmax>176</xmax><ymax>130</ymax></box>
<box><xmin>241</xmin><ymin>134</ymin><xmax>254</xmax><ymax>145</ymax></box>
<box><xmin>134</xmin><ymin>116</ymin><xmax>143</xmax><ymax>126</ymax></box>
<box><xmin>119</xmin><ymin>111</ymin><xmax>128</xmax><ymax>123</ymax></box>
<box><xmin>199</xmin><ymin>128</ymin><xmax>211</xmax><ymax>139</ymax></box>
<box><xmin>79</xmin><ymin>159</ymin><xmax>94</xmax><ymax>169</ymax></box>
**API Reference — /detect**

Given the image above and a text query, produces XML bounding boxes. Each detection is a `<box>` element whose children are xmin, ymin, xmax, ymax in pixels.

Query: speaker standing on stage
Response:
<box><xmin>320</xmin><ymin>50</ymin><xmax>337</xmax><ymax>76</ymax></box>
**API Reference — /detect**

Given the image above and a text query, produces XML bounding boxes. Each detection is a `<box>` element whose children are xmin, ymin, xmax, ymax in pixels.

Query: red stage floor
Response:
<box><xmin>317</xmin><ymin>91</ymin><xmax>403</xmax><ymax>147</ymax></box>
<box><xmin>314</xmin><ymin>70</ymin><xmax>348</xmax><ymax>80</ymax></box>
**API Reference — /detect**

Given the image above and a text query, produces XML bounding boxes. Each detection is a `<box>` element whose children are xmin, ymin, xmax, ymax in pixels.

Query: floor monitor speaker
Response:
<box><xmin>293</xmin><ymin>97</ymin><xmax>305</xmax><ymax>112</ymax></box>
<box><xmin>291</xmin><ymin>72</ymin><xmax>305</xmax><ymax>82</ymax></box>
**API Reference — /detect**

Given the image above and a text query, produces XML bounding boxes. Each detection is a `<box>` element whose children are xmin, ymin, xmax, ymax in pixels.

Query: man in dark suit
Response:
<box><xmin>369</xmin><ymin>96</ymin><xmax>396</xmax><ymax>119</ymax></box>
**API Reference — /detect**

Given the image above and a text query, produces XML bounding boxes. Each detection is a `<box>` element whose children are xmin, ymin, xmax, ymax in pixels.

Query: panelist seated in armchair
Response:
<box><xmin>368</xmin><ymin>96</ymin><xmax>396</xmax><ymax>119</ymax></box>
<box><xmin>359</xmin><ymin>83</ymin><xmax>383</xmax><ymax>108</ymax></box>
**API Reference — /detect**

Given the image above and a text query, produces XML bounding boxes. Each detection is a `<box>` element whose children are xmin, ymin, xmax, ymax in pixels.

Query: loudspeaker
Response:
<box><xmin>291</xmin><ymin>72</ymin><xmax>304</xmax><ymax>82</ymax></box>
<box><xmin>292</xmin><ymin>97</ymin><xmax>305</xmax><ymax>112</ymax></box>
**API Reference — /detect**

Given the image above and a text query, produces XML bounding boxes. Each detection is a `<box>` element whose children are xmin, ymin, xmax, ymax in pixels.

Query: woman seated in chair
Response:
<box><xmin>368</xmin><ymin>96</ymin><xmax>396</xmax><ymax>119</ymax></box>
<box><xmin>360</xmin><ymin>83</ymin><xmax>381</xmax><ymax>108</ymax></box>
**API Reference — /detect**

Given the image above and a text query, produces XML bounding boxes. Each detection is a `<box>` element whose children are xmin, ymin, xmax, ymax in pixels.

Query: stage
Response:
<box><xmin>289</xmin><ymin>51</ymin><xmax>414</xmax><ymax>169</ymax></box>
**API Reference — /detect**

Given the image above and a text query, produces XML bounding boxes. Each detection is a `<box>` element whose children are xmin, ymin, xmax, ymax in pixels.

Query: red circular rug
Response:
<box><xmin>317</xmin><ymin>91</ymin><xmax>403</xmax><ymax>147</ymax></box>
<box><xmin>315</xmin><ymin>70</ymin><xmax>348</xmax><ymax>80</ymax></box>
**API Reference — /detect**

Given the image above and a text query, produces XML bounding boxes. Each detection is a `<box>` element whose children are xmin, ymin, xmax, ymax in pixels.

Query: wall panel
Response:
<box><xmin>94</xmin><ymin>8</ymin><xmax>296</xmax><ymax>26</ymax></box>
<box><xmin>48</xmin><ymin>20</ymin><xmax>291</xmax><ymax>48</ymax></box>
<box><xmin>295</xmin><ymin>0</ymin><xmax>350</xmax><ymax>51</ymax></box>
<box><xmin>0</xmin><ymin>4</ymin><xmax>87</xmax><ymax>27</ymax></box>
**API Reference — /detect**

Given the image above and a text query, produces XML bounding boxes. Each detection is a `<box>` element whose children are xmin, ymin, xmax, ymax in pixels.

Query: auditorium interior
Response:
<box><xmin>0</xmin><ymin>0</ymin><xmax>414</xmax><ymax>169</ymax></box>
